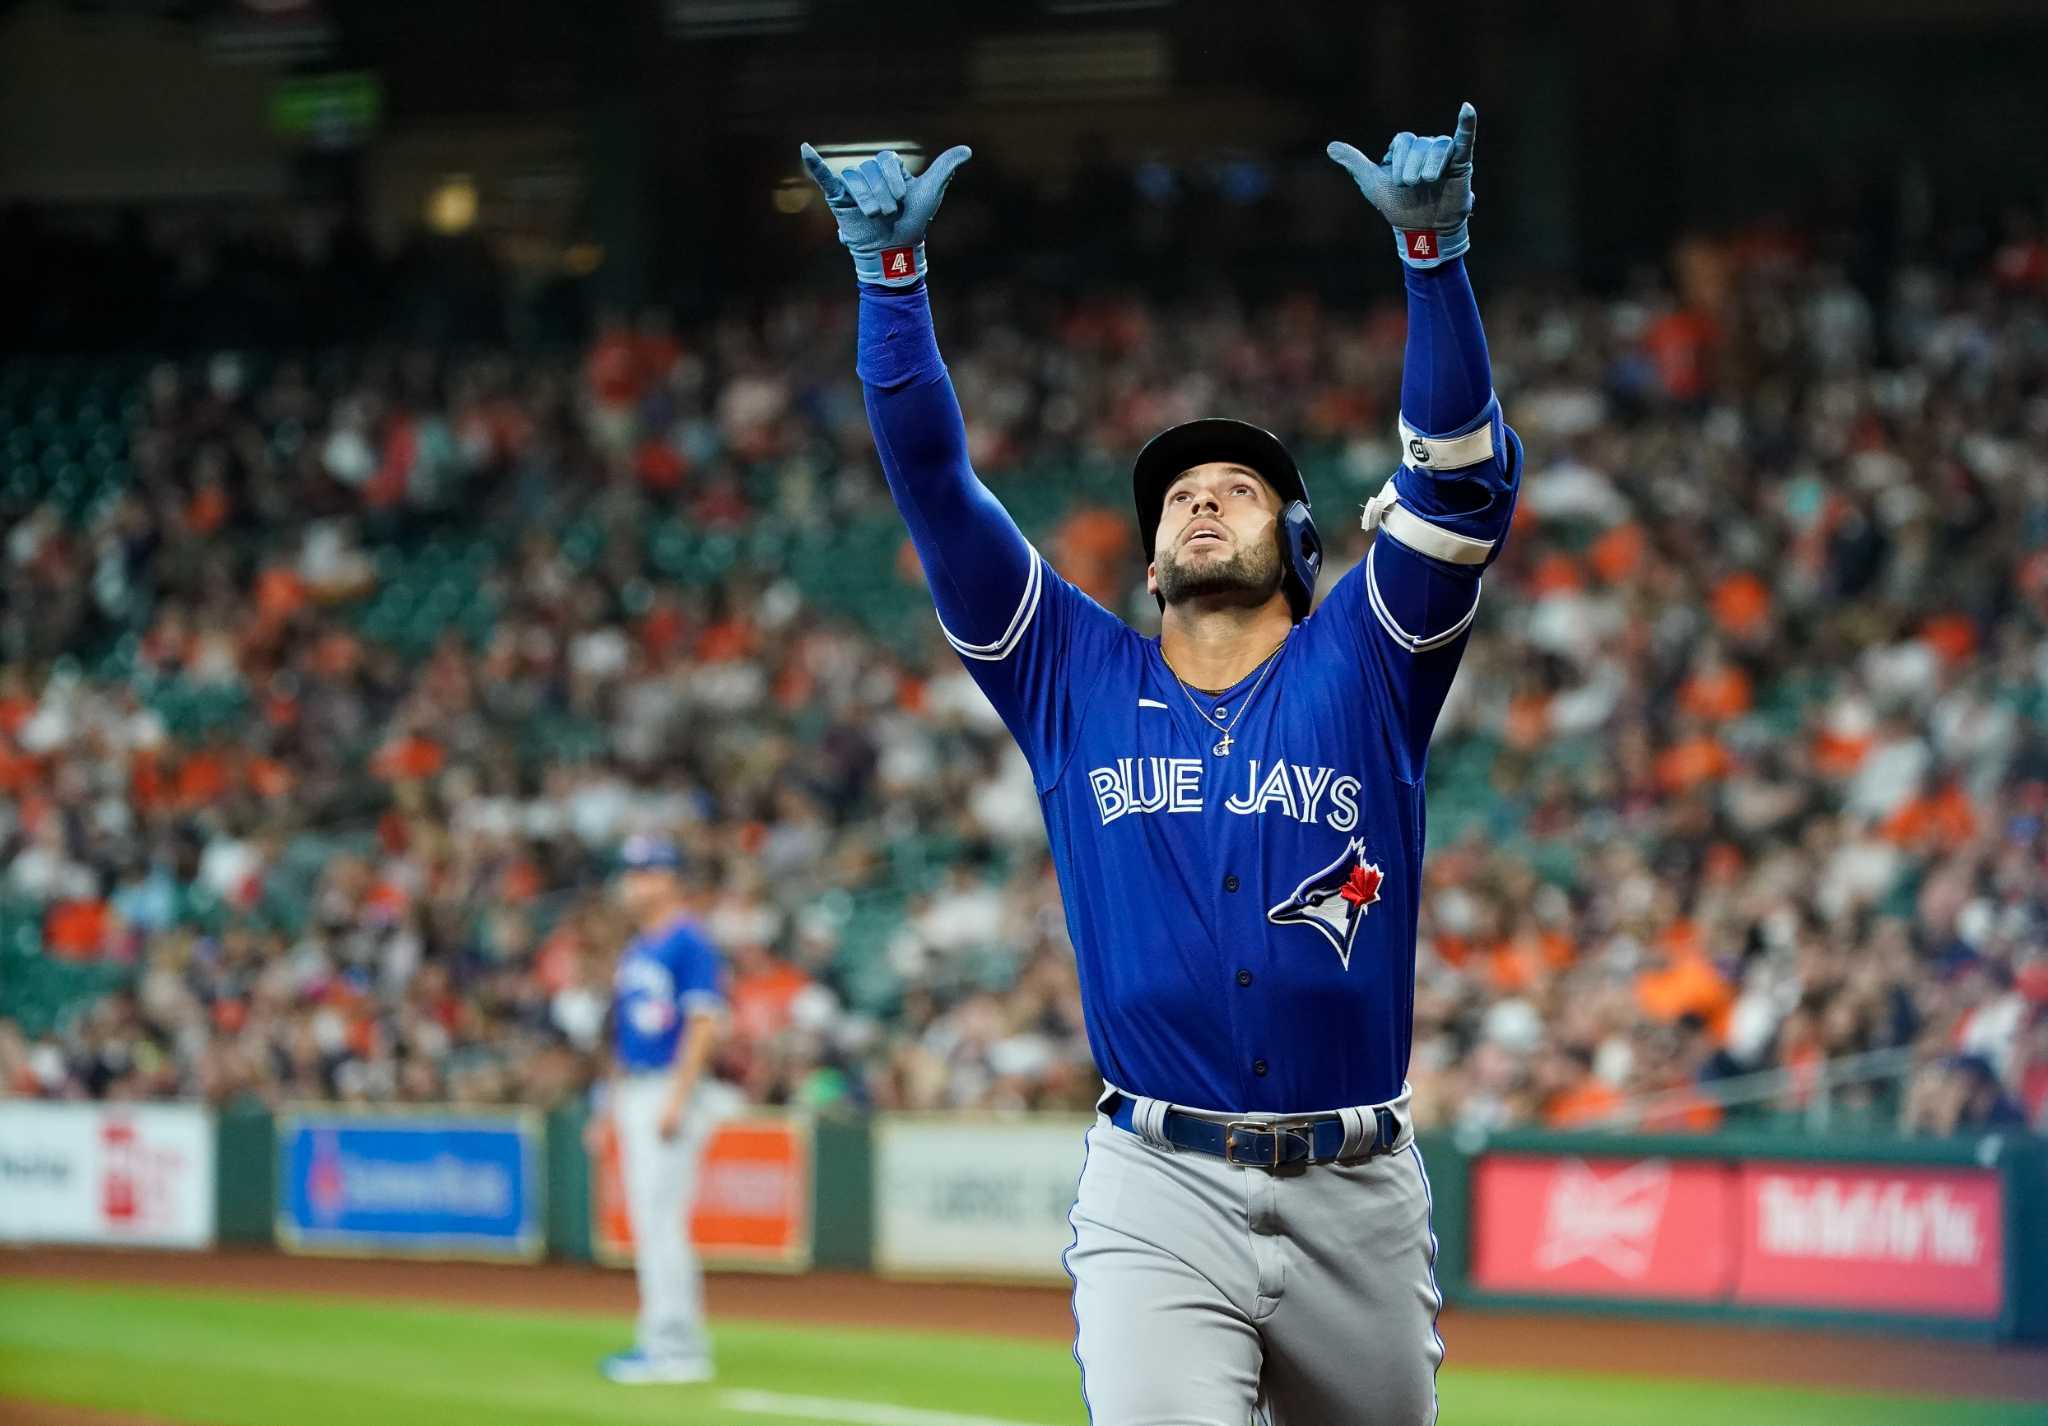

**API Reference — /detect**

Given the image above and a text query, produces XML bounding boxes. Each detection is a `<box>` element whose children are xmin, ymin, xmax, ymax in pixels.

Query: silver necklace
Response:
<box><xmin>1166</xmin><ymin>634</ymin><xmax>1288</xmax><ymax>756</ymax></box>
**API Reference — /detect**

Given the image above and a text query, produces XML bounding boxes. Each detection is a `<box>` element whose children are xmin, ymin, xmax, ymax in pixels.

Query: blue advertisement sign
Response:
<box><xmin>277</xmin><ymin>1112</ymin><xmax>542</xmax><ymax>1259</ymax></box>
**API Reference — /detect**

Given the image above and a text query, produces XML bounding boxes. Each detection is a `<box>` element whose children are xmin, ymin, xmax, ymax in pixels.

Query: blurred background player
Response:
<box><xmin>587</xmin><ymin>833</ymin><xmax>724</xmax><ymax>1384</ymax></box>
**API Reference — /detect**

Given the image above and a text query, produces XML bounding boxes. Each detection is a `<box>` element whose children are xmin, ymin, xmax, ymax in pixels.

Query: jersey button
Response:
<box><xmin>1252</xmin><ymin>1059</ymin><xmax>1269</xmax><ymax>1077</ymax></box>
<box><xmin>1236</xmin><ymin>969</ymin><xmax>1253</xmax><ymax>987</ymax></box>
<box><xmin>1223</xmin><ymin>874</ymin><xmax>1240</xmax><ymax>893</ymax></box>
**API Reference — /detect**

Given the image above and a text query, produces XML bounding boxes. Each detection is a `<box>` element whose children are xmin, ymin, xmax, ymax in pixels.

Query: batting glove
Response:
<box><xmin>1327</xmin><ymin>102</ymin><xmax>1478</xmax><ymax>269</ymax></box>
<box><xmin>799</xmin><ymin>143</ymin><xmax>972</xmax><ymax>288</ymax></box>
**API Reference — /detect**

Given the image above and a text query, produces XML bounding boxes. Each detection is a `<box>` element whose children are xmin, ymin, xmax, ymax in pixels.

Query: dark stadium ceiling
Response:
<box><xmin>8</xmin><ymin>3</ymin><xmax>2041</xmax><ymax>156</ymax></box>
<box><xmin>18</xmin><ymin>0</ymin><xmax>2048</xmax><ymax>124</ymax></box>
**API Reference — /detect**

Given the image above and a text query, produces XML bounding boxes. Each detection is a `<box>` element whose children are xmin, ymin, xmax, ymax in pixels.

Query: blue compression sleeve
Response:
<box><xmin>1400</xmin><ymin>257</ymin><xmax>1492</xmax><ymax>434</ymax></box>
<box><xmin>857</xmin><ymin>283</ymin><xmax>1038</xmax><ymax>648</ymax></box>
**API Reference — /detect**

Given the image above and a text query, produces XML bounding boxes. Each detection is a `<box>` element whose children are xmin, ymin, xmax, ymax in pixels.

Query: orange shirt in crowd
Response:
<box><xmin>370</xmin><ymin>733</ymin><xmax>444</xmax><ymax>782</ymax></box>
<box><xmin>0</xmin><ymin>743</ymin><xmax>40</xmax><ymax>795</ymax></box>
<box><xmin>1920</xmin><ymin>612</ymin><xmax>1978</xmax><ymax>665</ymax></box>
<box><xmin>1883</xmin><ymin>783</ymin><xmax>1978</xmax><ymax>847</ymax></box>
<box><xmin>1588</xmin><ymin>522</ymin><xmax>1646</xmax><ymax>584</ymax></box>
<box><xmin>1812</xmin><ymin>722</ymin><xmax>1873</xmax><ymax>776</ymax></box>
<box><xmin>1503</xmin><ymin>693</ymin><xmax>1551</xmax><ymax>751</ymax></box>
<box><xmin>45</xmin><ymin>899</ymin><xmax>111</xmax><ymax>959</ymax></box>
<box><xmin>696</xmin><ymin>618</ymin><xmax>754</xmax><ymax>664</ymax></box>
<box><xmin>186</xmin><ymin>480</ymin><xmax>229</xmax><ymax>535</ymax></box>
<box><xmin>730</xmin><ymin>961</ymin><xmax>811</xmax><ymax>1044</ymax></box>
<box><xmin>500</xmin><ymin>857</ymin><xmax>543</xmax><ymax>904</ymax></box>
<box><xmin>1655</xmin><ymin>734</ymin><xmax>1732</xmax><ymax>794</ymax></box>
<box><xmin>246</xmin><ymin>756</ymin><xmax>294</xmax><ymax>800</ymax></box>
<box><xmin>1678</xmin><ymin>663</ymin><xmax>1752</xmax><ymax>722</ymax></box>
<box><xmin>1053</xmin><ymin>506</ymin><xmax>1134</xmax><ymax>609</ymax></box>
<box><xmin>175</xmin><ymin>748</ymin><xmax>233</xmax><ymax>808</ymax></box>
<box><xmin>1485</xmin><ymin>929</ymin><xmax>1575</xmax><ymax>993</ymax></box>
<box><xmin>1528</xmin><ymin>552</ymin><xmax>1584</xmax><ymax>597</ymax></box>
<box><xmin>1637</xmin><ymin>945</ymin><xmax>1734</xmax><ymax>1039</ymax></box>
<box><xmin>1643</xmin><ymin>307</ymin><xmax>1721</xmax><ymax>401</ymax></box>
<box><xmin>1545</xmin><ymin>1079</ymin><xmax>1623</xmax><ymax>1129</ymax></box>
<box><xmin>1711</xmin><ymin>570</ymin><xmax>1770</xmax><ymax>639</ymax></box>
<box><xmin>254</xmin><ymin>566</ymin><xmax>307</xmax><ymax>625</ymax></box>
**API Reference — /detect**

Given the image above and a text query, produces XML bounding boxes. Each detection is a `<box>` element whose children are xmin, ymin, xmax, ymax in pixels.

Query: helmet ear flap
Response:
<box><xmin>1280</xmin><ymin>499</ymin><xmax>1322</xmax><ymax>621</ymax></box>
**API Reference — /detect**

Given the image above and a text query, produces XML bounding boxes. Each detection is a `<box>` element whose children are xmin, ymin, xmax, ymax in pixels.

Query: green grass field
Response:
<box><xmin>0</xmin><ymin>1277</ymin><xmax>2037</xmax><ymax>1426</ymax></box>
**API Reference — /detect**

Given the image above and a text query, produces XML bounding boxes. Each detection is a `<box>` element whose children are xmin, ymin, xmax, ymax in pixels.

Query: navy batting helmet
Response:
<box><xmin>1132</xmin><ymin>418</ymin><xmax>1323</xmax><ymax>622</ymax></box>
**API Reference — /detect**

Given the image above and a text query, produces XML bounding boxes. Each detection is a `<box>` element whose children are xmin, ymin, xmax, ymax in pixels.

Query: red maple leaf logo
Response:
<box><xmin>1339</xmin><ymin>863</ymin><xmax>1382</xmax><ymax>908</ymax></box>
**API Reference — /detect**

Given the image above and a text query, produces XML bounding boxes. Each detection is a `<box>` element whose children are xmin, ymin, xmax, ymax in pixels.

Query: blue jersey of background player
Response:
<box><xmin>808</xmin><ymin>101</ymin><xmax>1519</xmax><ymax>1424</ymax></box>
<box><xmin>611</xmin><ymin>884</ymin><xmax>724</xmax><ymax>1086</ymax></box>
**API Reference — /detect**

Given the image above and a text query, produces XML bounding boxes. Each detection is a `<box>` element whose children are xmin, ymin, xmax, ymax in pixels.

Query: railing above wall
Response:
<box><xmin>1591</xmin><ymin>1047</ymin><xmax>1919</xmax><ymax>1136</ymax></box>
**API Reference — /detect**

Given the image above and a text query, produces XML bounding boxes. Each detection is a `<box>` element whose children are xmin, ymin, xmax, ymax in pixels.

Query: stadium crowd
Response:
<box><xmin>3</xmin><ymin>218</ymin><xmax>2047</xmax><ymax>1138</ymax></box>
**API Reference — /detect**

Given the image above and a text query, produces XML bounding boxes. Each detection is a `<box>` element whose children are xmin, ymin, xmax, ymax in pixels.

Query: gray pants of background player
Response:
<box><xmin>614</xmin><ymin>1072</ymin><xmax>712</xmax><ymax>1364</ymax></box>
<box><xmin>1066</xmin><ymin>1085</ymin><xmax>1443</xmax><ymax>1426</ymax></box>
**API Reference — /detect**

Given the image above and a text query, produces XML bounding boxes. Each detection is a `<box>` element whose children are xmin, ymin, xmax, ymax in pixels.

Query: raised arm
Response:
<box><xmin>1324</xmin><ymin>104</ymin><xmax>1524</xmax><ymax>776</ymax></box>
<box><xmin>800</xmin><ymin>145</ymin><xmax>1037</xmax><ymax>657</ymax></box>
<box><xmin>802</xmin><ymin>145</ymin><xmax>1119</xmax><ymax>784</ymax></box>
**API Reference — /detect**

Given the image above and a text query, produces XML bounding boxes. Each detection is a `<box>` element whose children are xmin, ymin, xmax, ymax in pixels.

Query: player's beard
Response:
<box><xmin>1156</xmin><ymin>528</ymin><xmax>1284</xmax><ymax>610</ymax></box>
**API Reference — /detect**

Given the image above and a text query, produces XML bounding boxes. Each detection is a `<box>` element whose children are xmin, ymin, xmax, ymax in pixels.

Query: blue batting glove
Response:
<box><xmin>1327</xmin><ymin>102</ymin><xmax>1478</xmax><ymax>269</ymax></box>
<box><xmin>799</xmin><ymin>143</ymin><xmax>972</xmax><ymax>287</ymax></box>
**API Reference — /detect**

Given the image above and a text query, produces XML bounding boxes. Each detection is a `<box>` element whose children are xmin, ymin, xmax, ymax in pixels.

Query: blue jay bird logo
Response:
<box><xmin>1267</xmin><ymin>837</ymin><xmax>1384</xmax><ymax>969</ymax></box>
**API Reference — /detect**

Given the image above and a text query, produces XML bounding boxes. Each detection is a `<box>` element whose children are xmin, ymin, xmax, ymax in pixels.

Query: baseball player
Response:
<box><xmin>589</xmin><ymin>834</ymin><xmax>724</xmax><ymax>1384</ymax></box>
<box><xmin>803</xmin><ymin>102</ymin><xmax>1517</xmax><ymax>1424</ymax></box>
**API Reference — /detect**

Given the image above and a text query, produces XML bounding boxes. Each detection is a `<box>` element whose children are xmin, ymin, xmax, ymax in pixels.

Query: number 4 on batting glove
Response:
<box><xmin>1328</xmin><ymin>102</ymin><xmax>1478</xmax><ymax>269</ymax></box>
<box><xmin>800</xmin><ymin>143</ymin><xmax>972</xmax><ymax>289</ymax></box>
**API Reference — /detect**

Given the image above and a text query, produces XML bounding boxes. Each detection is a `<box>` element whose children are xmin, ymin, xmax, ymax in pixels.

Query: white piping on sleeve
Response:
<box><xmin>1365</xmin><ymin>542</ymin><xmax>1482</xmax><ymax>654</ymax></box>
<box><xmin>937</xmin><ymin>548</ymin><xmax>1045</xmax><ymax>662</ymax></box>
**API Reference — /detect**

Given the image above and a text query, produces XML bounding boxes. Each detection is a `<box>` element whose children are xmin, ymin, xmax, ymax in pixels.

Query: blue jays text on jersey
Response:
<box><xmin>612</xmin><ymin>918</ymin><xmax>726</xmax><ymax>1073</ymax></box>
<box><xmin>856</xmin><ymin>261</ymin><xmax>1519</xmax><ymax>1117</ymax></box>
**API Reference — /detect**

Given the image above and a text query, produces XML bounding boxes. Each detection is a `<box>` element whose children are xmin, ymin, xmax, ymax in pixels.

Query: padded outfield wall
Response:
<box><xmin>194</xmin><ymin>1104</ymin><xmax>2048</xmax><ymax>1342</ymax></box>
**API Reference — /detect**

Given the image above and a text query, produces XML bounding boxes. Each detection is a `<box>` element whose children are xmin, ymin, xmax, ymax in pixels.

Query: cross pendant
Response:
<box><xmin>1212</xmin><ymin>732</ymin><xmax>1233</xmax><ymax>756</ymax></box>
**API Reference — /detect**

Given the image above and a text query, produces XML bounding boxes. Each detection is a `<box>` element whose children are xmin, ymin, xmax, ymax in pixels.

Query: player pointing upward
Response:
<box><xmin>804</xmin><ymin>103</ymin><xmax>1518</xmax><ymax>1425</ymax></box>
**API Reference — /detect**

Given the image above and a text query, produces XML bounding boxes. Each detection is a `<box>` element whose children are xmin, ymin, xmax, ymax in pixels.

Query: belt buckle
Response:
<box><xmin>1223</xmin><ymin>1119</ymin><xmax>1314</xmax><ymax>1168</ymax></box>
<box><xmin>1222</xmin><ymin>1120</ymin><xmax>1276</xmax><ymax>1167</ymax></box>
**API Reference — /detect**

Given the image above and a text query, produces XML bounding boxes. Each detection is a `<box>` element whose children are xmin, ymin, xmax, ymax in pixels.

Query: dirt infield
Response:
<box><xmin>7</xmin><ymin>1246</ymin><xmax>2046</xmax><ymax>1403</ymax></box>
<box><xmin>0</xmin><ymin>1400</ymin><xmax>177</xmax><ymax>1426</ymax></box>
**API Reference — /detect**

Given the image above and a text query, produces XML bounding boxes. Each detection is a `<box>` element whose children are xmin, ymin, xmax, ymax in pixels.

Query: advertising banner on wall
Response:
<box><xmin>872</xmin><ymin>1115</ymin><xmax>1091</xmax><ymax>1281</ymax></box>
<box><xmin>1734</xmin><ymin>1162</ymin><xmax>2003</xmax><ymax>1319</ymax></box>
<box><xmin>591</xmin><ymin>1114</ymin><xmax>813</xmax><ymax>1270</ymax></box>
<box><xmin>276</xmin><ymin>1109</ymin><xmax>542</xmax><ymax>1260</ymax></box>
<box><xmin>1471</xmin><ymin>1151</ymin><xmax>2006</xmax><ymax>1323</ymax></box>
<box><xmin>0</xmin><ymin>1101</ymin><xmax>215</xmax><ymax>1248</ymax></box>
<box><xmin>1472</xmin><ymin>1153</ymin><xmax>1732</xmax><ymax>1300</ymax></box>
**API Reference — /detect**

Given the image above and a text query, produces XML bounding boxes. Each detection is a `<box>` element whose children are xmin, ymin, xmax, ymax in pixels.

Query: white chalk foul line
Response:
<box><xmin>720</xmin><ymin>1388</ymin><xmax>1063</xmax><ymax>1426</ymax></box>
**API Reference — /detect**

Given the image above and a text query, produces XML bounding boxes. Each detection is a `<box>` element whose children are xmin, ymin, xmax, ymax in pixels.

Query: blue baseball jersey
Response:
<box><xmin>612</xmin><ymin>917</ymin><xmax>725</xmax><ymax>1073</ymax></box>
<box><xmin>857</xmin><ymin>264</ymin><xmax>1518</xmax><ymax>1115</ymax></box>
<box><xmin>950</xmin><ymin>513</ymin><xmax>1512</xmax><ymax>1113</ymax></box>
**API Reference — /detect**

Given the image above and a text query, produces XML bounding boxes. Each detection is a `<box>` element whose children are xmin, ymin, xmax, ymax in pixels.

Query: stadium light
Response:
<box><xmin>424</xmin><ymin>176</ymin><xmax>478</xmax><ymax>236</ymax></box>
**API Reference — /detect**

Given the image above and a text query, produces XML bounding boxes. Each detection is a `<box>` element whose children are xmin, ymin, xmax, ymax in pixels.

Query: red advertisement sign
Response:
<box><xmin>1734</xmin><ymin>1163</ymin><xmax>2003</xmax><ymax>1319</ymax></box>
<box><xmin>1472</xmin><ymin>1154</ymin><xmax>1732</xmax><ymax>1300</ymax></box>
<box><xmin>591</xmin><ymin>1115</ymin><xmax>812</xmax><ymax>1270</ymax></box>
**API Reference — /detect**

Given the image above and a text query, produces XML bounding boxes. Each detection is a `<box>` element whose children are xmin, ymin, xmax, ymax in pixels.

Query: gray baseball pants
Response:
<box><xmin>1065</xmin><ymin>1085</ymin><xmax>1444</xmax><ymax>1425</ymax></box>
<box><xmin>614</xmin><ymin>1072</ymin><xmax>713</xmax><ymax>1364</ymax></box>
